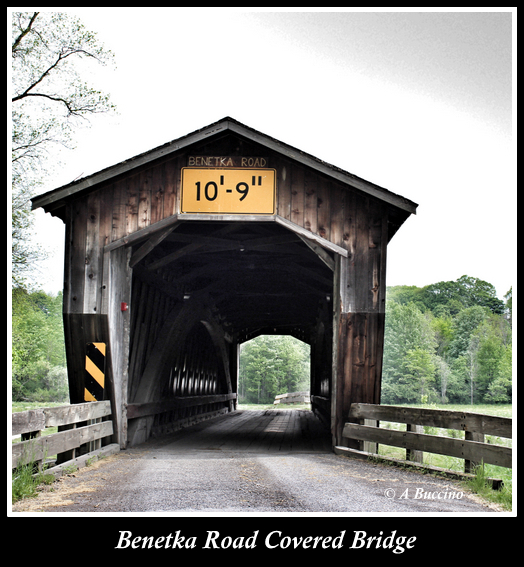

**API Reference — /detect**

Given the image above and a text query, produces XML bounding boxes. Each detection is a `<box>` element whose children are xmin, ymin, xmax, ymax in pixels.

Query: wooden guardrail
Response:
<box><xmin>12</xmin><ymin>401</ymin><xmax>119</xmax><ymax>477</ymax></box>
<box><xmin>339</xmin><ymin>403</ymin><xmax>512</xmax><ymax>475</ymax></box>
<box><xmin>126</xmin><ymin>393</ymin><xmax>237</xmax><ymax>419</ymax></box>
<box><xmin>126</xmin><ymin>393</ymin><xmax>237</xmax><ymax>438</ymax></box>
<box><xmin>274</xmin><ymin>391</ymin><xmax>310</xmax><ymax>405</ymax></box>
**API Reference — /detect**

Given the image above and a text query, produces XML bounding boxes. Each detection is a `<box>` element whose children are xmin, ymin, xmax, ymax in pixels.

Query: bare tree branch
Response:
<box><xmin>12</xmin><ymin>48</ymin><xmax>99</xmax><ymax>104</ymax></box>
<box><xmin>11</xmin><ymin>11</ymin><xmax>39</xmax><ymax>53</ymax></box>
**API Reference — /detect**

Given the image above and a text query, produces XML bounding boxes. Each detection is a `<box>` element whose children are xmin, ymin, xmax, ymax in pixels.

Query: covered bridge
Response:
<box><xmin>31</xmin><ymin>117</ymin><xmax>417</xmax><ymax>450</ymax></box>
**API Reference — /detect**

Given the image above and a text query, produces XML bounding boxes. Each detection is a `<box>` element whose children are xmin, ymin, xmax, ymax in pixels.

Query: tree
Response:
<box><xmin>434</xmin><ymin>355</ymin><xmax>451</xmax><ymax>403</ymax></box>
<box><xmin>381</xmin><ymin>302</ymin><xmax>437</xmax><ymax>404</ymax></box>
<box><xmin>447</xmin><ymin>306</ymin><xmax>489</xmax><ymax>359</ymax></box>
<box><xmin>404</xmin><ymin>348</ymin><xmax>437</xmax><ymax>404</ymax></box>
<box><xmin>447</xmin><ymin>355</ymin><xmax>472</xmax><ymax>403</ymax></box>
<box><xmin>239</xmin><ymin>335</ymin><xmax>310</xmax><ymax>404</ymax></box>
<box><xmin>386</xmin><ymin>285</ymin><xmax>427</xmax><ymax>311</ymax></box>
<box><xmin>422</xmin><ymin>276</ymin><xmax>504</xmax><ymax>315</ymax></box>
<box><xmin>471</xmin><ymin>317</ymin><xmax>512</xmax><ymax>403</ymax></box>
<box><xmin>430</xmin><ymin>312</ymin><xmax>453</xmax><ymax>358</ymax></box>
<box><xmin>385</xmin><ymin>277</ymin><xmax>512</xmax><ymax>405</ymax></box>
<box><xmin>504</xmin><ymin>287</ymin><xmax>512</xmax><ymax>326</ymax></box>
<box><xmin>12</xmin><ymin>288</ymin><xmax>67</xmax><ymax>402</ymax></box>
<box><xmin>485</xmin><ymin>344</ymin><xmax>512</xmax><ymax>403</ymax></box>
<box><xmin>11</xmin><ymin>11</ymin><xmax>115</xmax><ymax>287</ymax></box>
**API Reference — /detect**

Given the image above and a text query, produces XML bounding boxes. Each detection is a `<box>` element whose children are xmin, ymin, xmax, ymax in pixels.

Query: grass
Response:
<box><xmin>466</xmin><ymin>463</ymin><xmax>512</xmax><ymax>511</ymax></box>
<box><xmin>12</xmin><ymin>401</ymin><xmax>66</xmax><ymax>413</ymax></box>
<box><xmin>12</xmin><ymin>453</ymin><xmax>55</xmax><ymax>504</ymax></box>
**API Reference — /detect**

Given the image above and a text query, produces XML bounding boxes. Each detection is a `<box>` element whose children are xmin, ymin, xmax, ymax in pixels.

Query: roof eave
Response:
<box><xmin>31</xmin><ymin>117</ymin><xmax>418</xmax><ymax>216</ymax></box>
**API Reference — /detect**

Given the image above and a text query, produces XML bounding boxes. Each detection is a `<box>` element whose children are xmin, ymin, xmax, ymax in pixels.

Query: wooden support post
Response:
<box><xmin>465</xmin><ymin>431</ymin><xmax>484</xmax><ymax>472</ymax></box>
<box><xmin>362</xmin><ymin>419</ymin><xmax>379</xmax><ymax>453</ymax></box>
<box><xmin>20</xmin><ymin>430</ymin><xmax>43</xmax><ymax>471</ymax></box>
<box><xmin>331</xmin><ymin>199</ymin><xmax>388</xmax><ymax>449</ymax></box>
<box><xmin>332</xmin><ymin>311</ymin><xmax>385</xmax><ymax>448</ymax></box>
<box><xmin>406</xmin><ymin>423</ymin><xmax>424</xmax><ymax>463</ymax></box>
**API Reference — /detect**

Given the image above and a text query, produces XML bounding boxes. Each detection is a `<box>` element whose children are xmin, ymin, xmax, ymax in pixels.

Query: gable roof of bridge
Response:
<box><xmin>31</xmin><ymin>116</ymin><xmax>418</xmax><ymax>216</ymax></box>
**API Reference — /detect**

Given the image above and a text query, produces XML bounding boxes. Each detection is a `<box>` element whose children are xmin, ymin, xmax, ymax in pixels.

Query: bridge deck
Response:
<box><xmin>147</xmin><ymin>409</ymin><xmax>332</xmax><ymax>453</ymax></box>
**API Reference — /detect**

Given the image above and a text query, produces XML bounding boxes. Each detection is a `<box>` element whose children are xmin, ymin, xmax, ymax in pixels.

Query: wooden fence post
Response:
<box><xmin>406</xmin><ymin>423</ymin><xmax>423</xmax><ymax>463</ymax></box>
<box><xmin>20</xmin><ymin>430</ymin><xmax>42</xmax><ymax>471</ymax></box>
<box><xmin>362</xmin><ymin>419</ymin><xmax>378</xmax><ymax>453</ymax></box>
<box><xmin>465</xmin><ymin>431</ymin><xmax>484</xmax><ymax>473</ymax></box>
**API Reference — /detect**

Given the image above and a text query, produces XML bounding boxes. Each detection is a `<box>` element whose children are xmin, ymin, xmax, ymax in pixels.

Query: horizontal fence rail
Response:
<box><xmin>341</xmin><ymin>403</ymin><xmax>512</xmax><ymax>473</ymax></box>
<box><xmin>12</xmin><ymin>401</ymin><xmax>119</xmax><ymax>477</ymax></box>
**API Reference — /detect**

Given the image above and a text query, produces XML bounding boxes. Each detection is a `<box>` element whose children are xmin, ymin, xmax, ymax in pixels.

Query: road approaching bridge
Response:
<box><xmin>12</xmin><ymin>410</ymin><xmax>499</xmax><ymax>514</ymax></box>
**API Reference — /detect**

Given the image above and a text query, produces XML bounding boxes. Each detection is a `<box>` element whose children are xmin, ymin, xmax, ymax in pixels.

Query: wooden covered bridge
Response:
<box><xmin>31</xmin><ymin>117</ymin><xmax>417</xmax><ymax>451</ymax></box>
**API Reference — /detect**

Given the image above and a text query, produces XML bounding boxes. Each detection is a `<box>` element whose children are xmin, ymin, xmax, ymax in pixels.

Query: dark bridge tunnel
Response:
<box><xmin>125</xmin><ymin>220</ymin><xmax>335</xmax><ymax>445</ymax></box>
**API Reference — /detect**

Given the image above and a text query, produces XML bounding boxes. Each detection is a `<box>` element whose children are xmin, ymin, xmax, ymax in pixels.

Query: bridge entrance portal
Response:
<box><xmin>31</xmin><ymin>117</ymin><xmax>417</xmax><ymax>451</ymax></box>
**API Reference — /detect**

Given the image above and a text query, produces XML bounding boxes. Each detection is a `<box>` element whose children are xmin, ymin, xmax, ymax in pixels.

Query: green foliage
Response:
<box><xmin>383</xmin><ymin>276</ymin><xmax>512</xmax><ymax>406</ymax></box>
<box><xmin>485</xmin><ymin>344</ymin><xmax>512</xmax><ymax>403</ymax></box>
<box><xmin>12</xmin><ymin>287</ymin><xmax>68</xmax><ymax>403</ymax></box>
<box><xmin>447</xmin><ymin>306</ymin><xmax>488</xmax><ymax>359</ymax></box>
<box><xmin>239</xmin><ymin>335</ymin><xmax>310</xmax><ymax>404</ymax></box>
<box><xmin>384</xmin><ymin>277</ymin><xmax>504</xmax><ymax>316</ymax></box>
<box><xmin>422</xmin><ymin>276</ymin><xmax>505</xmax><ymax>315</ymax></box>
<box><xmin>381</xmin><ymin>302</ymin><xmax>438</xmax><ymax>404</ymax></box>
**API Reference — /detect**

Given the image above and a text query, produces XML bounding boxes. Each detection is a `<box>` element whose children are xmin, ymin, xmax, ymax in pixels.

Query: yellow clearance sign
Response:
<box><xmin>181</xmin><ymin>168</ymin><xmax>276</xmax><ymax>214</ymax></box>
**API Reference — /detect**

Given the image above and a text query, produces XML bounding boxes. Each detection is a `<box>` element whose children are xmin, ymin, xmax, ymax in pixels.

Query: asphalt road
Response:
<box><xmin>12</xmin><ymin>410</ymin><xmax>500</xmax><ymax>515</ymax></box>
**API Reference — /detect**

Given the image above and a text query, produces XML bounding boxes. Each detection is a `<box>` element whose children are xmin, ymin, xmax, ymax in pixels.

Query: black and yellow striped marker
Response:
<box><xmin>84</xmin><ymin>342</ymin><xmax>106</xmax><ymax>401</ymax></box>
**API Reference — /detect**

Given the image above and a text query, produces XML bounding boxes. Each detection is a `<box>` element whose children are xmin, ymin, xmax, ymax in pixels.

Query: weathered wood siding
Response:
<box><xmin>62</xmin><ymin>151</ymin><xmax>394</xmax><ymax>264</ymax></box>
<box><xmin>60</xmin><ymin>133</ymin><xmax>397</xmax><ymax>448</ymax></box>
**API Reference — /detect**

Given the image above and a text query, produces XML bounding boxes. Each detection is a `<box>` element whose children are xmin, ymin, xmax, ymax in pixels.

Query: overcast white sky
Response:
<box><xmin>28</xmin><ymin>8</ymin><xmax>515</xmax><ymax>300</ymax></box>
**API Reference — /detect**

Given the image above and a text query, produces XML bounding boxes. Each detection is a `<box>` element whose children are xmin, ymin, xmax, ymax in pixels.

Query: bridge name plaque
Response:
<box><xmin>187</xmin><ymin>156</ymin><xmax>268</xmax><ymax>167</ymax></box>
